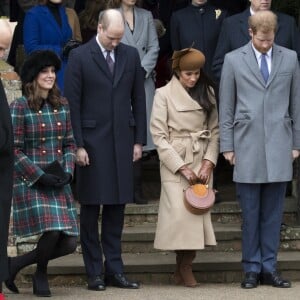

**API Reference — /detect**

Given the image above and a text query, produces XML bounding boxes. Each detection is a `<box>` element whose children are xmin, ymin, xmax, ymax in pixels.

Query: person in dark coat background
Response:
<box><xmin>170</xmin><ymin>0</ymin><xmax>228</xmax><ymax>81</ymax></box>
<box><xmin>212</xmin><ymin>0</ymin><xmax>300</xmax><ymax>81</ymax></box>
<box><xmin>0</xmin><ymin>23</ymin><xmax>14</xmax><ymax>300</ymax></box>
<box><xmin>64</xmin><ymin>9</ymin><xmax>146</xmax><ymax>291</ymax></box>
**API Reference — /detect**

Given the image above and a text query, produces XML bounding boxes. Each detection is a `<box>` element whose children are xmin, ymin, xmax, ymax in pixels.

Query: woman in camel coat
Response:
<box><xmin>150</xmin><ymin>48</ymin><xmax>219</xmax><ymax>287</ymax></box>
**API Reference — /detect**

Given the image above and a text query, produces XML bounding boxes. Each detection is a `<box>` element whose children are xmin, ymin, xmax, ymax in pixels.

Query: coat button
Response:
<box><xmin>42</xmin><ymin>150</ymin><xmax>46</xmax><ymax>154</ymax></box>
<box><xmin>57</xmin><ymin>136</ymin><xmax>62</xmax><ymax>140</ymax></box>
<box><xmin>57</xmin><ymin>149</ymin><xmax>62</xmax><ymax>153</ymax></box>
<box><xmin>57</xmin><ymin>122</ymin><xmax>61</xmax><ymax>126</ymax></box>
<box><xmin>38</xmin><ymin>110</ymin><xmax>42</xmax><ymax>114</ymax></box>
<box><xmin>41</xmin><ymin>137</ymin><xmax>46</xmax><ymax>142</ymax></box>
<box><xmin>53</xmin><ymin>109</ymin><xmax>58</xmax><ymax>113</ymax></box>
<box><xmin>41</xmin><ymin>123</ymin><xmax>46</xmax><ymax>127</ymax></box>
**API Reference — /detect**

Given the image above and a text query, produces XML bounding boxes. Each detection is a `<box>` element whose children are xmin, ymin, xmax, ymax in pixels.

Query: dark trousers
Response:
<box><xmin>236</xmin><ymin>182</ymin><xmax>287</xmax><ymax>273</ymax></box>
<box><xmin>80</xmin><ymin>204</ymin><xmax>125</xmax><ymax>278</ymax></box>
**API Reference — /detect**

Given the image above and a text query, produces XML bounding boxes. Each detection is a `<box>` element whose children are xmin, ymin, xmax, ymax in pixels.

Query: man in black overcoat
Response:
<box><xmin>0</xmin><ymin>23</ymin><xmax>14</xmax><ymax>299</ymax></box>
<box><xmin>212</xmin><ymin>0</ymin><xmax>300</xmax><ymax>81</ymax></box>
<box><xmin>64</xmin><ymin>9</ymin><xmax>146</xmax><ymax>291</ymax></box>
<box><xmin>170</xmin><ymin>0</ymin><xmax>228</xmax><ymax>81</ymax></box>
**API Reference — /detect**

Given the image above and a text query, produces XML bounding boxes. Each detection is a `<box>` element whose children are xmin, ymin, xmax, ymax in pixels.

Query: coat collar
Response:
<box><xmin>120</xmin><ymin>7</ymin><xmax>144</xmax><ymax>47</ymax></box>
<box><xmin>242</xmin><ymin>42</ymin><xmax>283</xmax><ymax>87</ymax></box>
<box><xmin>237</xmin><ymin>9</ymin><xmax>251</xmax><ymax>42</ymax></box>
<box><xmin>89</xmin><ymin>38</ymin><xmax>127</xmax><ymax>86</ymax></box>
<box><xmin>39</xmin><ymin>5</ymin><xmax>70</xmax><ymax>41</ymax></box>
<box><xmin>168</xmin><ymin>76</ymin><xmax>202</xmax><ymax>112</ymax></box>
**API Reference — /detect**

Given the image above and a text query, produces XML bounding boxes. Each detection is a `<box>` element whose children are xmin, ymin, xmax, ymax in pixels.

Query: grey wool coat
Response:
<box><xmin>150</xmin><ymin>76</ymin><xmax>218</xmax><ymax>250</ymax></box>
<box><xmin>120</xmin><ymin>6</ymin><xmax>159</xmax><ymax>150</ymax></box>
<box><xmin>219</xmin><ymin>42</ymin><xmax>300</xmax><ymax>183</ymax></box>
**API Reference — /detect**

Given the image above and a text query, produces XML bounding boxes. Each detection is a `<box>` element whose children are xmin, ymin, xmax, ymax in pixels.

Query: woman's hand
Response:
<box><xmin>179</xmin><ymin>165</ymin><xmax>199</xmax><ymax>185</ymax></box>
<box><xmin>198</xmin><ymin>159</ymin><xmax>214</xmax><ymax>184</ymax></box>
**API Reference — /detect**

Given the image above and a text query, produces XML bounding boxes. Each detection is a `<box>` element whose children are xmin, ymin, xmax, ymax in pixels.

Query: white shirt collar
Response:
<box><xmin>95</xmin><ymin>35</ymin><xmax>115</xmax><ymax>61</ymax></box>
<box><xmin>251</xmin><ymin>44</ymin><xmax>272</xmax><ymax>60</ymax></box>
<box><xmin>250</xmin><ymin>7</ymin><xmax>255</xmax><ymax>15</ymax></box>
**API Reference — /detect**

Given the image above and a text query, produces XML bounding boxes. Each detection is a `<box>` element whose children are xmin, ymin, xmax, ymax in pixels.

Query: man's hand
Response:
<box><xmin>223</xmin><ymin>151</ymin><xmax>235</xmax><ymax>165</ymax></box>
<box><xmin>133</xmin><ymin>144</ymin><xmax>143</xmax><ymax>162</ymax></box>
<box><xmin>292</xmin><ymin>150</ymin><xmax>300</xmax><ymax>160</ymax></box>
<box><xmin>76</xmin><ymin>147</ymin><xmax>90</xmax><ymax>166</ymax></box>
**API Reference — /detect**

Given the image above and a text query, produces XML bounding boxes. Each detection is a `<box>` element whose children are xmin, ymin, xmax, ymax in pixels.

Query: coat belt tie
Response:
<box><xmin>170</xmin><ymin>130</ymin><xmax>211</xmax><ymax>163</ymax></box>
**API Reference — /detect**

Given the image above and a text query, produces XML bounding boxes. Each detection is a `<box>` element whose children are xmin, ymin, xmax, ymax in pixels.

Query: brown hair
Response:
<box><xmin>106</xmin><ymin>0</ymin><xmax>142</xmax><ymax>9</ymax></box>
<box><xmin>174</xmin><ymin>69</ymin><xmax>216</xmax><ymax>114</ymax></box>
<box><xmin>23</xmin><ymin>80</ymin><xmax>63</xmax><ymax>112</ymax></box>
<box><xmin>248</xmin><ymin>10</ymin><xmax>277</xmax><ymax>34</ymax></box>
<box><xmin>79</xmin><ymin>0</ymin><xmax>107</xmax><ymax>30</ymax></box>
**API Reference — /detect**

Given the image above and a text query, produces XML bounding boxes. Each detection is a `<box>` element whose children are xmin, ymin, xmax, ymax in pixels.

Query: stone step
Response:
<box><xmin>124</xmin><ymin>197</ymin><xmax>298</xmax><ymax>225</ymax></box>
<box><xmin>16</xmin><ymin>222</ymin><xmax>300</xmax><ymax>255</ymax></box>
<box><xmin>18</xmin><ymin>251</ymin><xmax>300</xmax><ymax>286</ymax></box>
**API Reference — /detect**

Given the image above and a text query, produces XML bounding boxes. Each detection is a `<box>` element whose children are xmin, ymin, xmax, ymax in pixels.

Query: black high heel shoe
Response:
<box><xmin>32</xmin><ymin>273</ymin><xmax>51</xmax><ymax>297</ymax></box>
<box><xmin>4</xmin><ymin>257</ymin><xmax>19</xmax><ymax>294</ymax></box>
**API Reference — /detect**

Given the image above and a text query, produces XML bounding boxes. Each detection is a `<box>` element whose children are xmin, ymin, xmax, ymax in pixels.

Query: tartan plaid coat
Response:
<box><xmin>9</xmin><ymin>96</ymin><xmax>79</xmax><ymax>237</ymax></box>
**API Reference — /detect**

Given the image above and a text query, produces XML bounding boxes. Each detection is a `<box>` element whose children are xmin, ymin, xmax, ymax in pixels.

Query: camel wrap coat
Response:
<box><xmin>150</xmin><ymin>76</ymin><xmax>218</xmax><ymax>250</ymax></box>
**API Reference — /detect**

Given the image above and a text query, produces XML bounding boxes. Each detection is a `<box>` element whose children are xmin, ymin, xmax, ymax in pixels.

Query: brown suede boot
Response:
<box><xmin>179</xmin><ymin>250</ymin><xmax>197</xmax><ymax>287</ymax></box>
<box><xmin>173</xmin><ymin>250</ymin><xmax>184</xmax><ymax>285</ymax></box>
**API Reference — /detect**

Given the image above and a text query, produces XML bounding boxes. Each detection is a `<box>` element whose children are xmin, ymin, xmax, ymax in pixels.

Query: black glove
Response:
<box><xmin>62</xmin><ymin>39</ymin><xmax>82</xmax><ymax>58</ymax></box>
<box><xmin>37</xmin><ymin>174</ymin><xmax>61</xmax><ymax>187</ymax></box>
<box><xmin>54</xmin><ymin>172</ymin><xmax>72</xmax><ymax>187</ymax></box>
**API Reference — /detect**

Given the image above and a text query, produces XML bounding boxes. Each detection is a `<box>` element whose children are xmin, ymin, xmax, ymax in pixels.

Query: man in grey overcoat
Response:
<box><xmin>64</xmin><ymin>9</ymin><xmax>146</xmax><ymax>291</ymax></box>
<box><xmin>219</xmin><ymin>11</ymin><xmax>300</xmax><ymax>289</ymax></box>
<box><xmin>0</xmin><ymin>22</ymin><xmax>14</xmax><ymax>299</ymax></box>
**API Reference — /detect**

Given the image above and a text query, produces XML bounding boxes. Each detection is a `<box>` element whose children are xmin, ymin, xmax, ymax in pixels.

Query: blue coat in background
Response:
<box><xmin>23</xmin><ymin>5</ymin><xmax>72</xmax><ymax>93</ymax></box>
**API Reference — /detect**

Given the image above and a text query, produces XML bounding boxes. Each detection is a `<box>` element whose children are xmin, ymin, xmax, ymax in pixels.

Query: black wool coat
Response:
<box><xmin>171</xmin><ymin>3</ymin><xmax>228</xmax><ymax>80</ymax></box>
<box><xmin>0</xmin><ymin>80</ymin><xmax>14</xmax><ymax>282</ymax></box>
<box><xmin>64</xmin><ymin>38</ymin><xmax>146</xmax><ymax>205</ymax></box>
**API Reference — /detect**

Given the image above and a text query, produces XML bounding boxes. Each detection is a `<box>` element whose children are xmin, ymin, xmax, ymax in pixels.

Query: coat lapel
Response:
<box><xmin>113</xmin><ymin>44</ymin><xmax>127</xmax><ymax>87</ymax></box>
<box><xmin>41</xmin><ymin>6</ymin><xmax>63</xmax><ymax>40</ymax></box>
<box><xmin>238</xmin><ymin>9</ymin><xmax>251</xmax><ymax>43</ymax></box>
<box><xmin>89</xmin><ymin>39</ymin><xmax>112</xmax><ymax>79</ymax></box>
<box><xmin>266</xmin><ymin>44</ymin><xmax>283</xmax><ymax>87</ymax></box>
<box><xmin>169</xmin><ymin>76</ymin><xmax>202</xmax><ymax>111</ymax></box>
<box><xmin>132</xmin><ymin>7</ymin><xmax>144</xmax><ymax>45</ymax></box>
<box><xmin>243</xmin><ymin>42</ymin><xmax>266</xmax><ymax>87</ymax></box>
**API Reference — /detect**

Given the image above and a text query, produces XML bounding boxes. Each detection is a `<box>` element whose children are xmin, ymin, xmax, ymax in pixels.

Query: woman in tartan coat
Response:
<box><xmin>5</xmin><ymin>50</ymin><xmax>78</xmax><ymax>297</ymax></box>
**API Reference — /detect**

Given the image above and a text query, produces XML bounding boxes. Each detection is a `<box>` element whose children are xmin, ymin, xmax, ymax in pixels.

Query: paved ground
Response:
<box><xmin>3</xmin><ymin>282</ymin><xmax>300</xmax><ymax>300</ymax></box>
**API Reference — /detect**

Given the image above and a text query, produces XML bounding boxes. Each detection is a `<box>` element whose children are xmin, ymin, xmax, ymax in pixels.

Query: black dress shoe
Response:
<box><xmin>241</xmin><ymin>272</ymin><xmax>259</xmax><ymax>289</ymax></box>
<box><xmin>5</xmin><ymin>257</ymin><xmax>19</xmax><ymax>294</ymax></box>
<box><xmin>105</xmin><ymin>274</ymin><xmax>139</xmax><ymax>289</ymax></box>
<box><xmin>87</xmin><ymin>276</ymin><xmax>106</xmax><ymax>291</ymax></box>
<box><xmin>260</xmin><ymin>271</ymin><xmax>291</xmax><ymax>288</ymax></box>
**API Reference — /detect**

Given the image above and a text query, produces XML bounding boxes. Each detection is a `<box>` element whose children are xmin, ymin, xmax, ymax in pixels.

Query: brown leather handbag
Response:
<box><xmin>184</xmin><ymin>184</ymin><xmax>215</xmax><ymax>215</ymax></box>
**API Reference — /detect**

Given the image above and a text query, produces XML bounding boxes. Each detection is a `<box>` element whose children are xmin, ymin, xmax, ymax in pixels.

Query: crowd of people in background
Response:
<box><xmin>0</xmin><ymin>0</ymin><xmax>300</xmax><ymax>299</ymax></box>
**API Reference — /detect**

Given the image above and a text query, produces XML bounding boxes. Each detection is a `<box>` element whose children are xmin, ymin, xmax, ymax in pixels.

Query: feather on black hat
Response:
<box><xmin>20</xmin><ymin>50</ymin><xmax>61</xmax><ymax>84</ymax></box>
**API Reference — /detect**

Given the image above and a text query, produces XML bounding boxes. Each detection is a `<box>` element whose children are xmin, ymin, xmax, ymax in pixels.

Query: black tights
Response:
<box><xmin>9</xmin><ymin>231</ymin><xmax>77</xmax><ymax>278</ymax></box>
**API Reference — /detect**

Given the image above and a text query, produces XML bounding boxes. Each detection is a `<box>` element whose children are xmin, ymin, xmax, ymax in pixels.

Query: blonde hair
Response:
<box><xmin>248</xmin><ymin>10</ymin><xmax>277</xmax><ymax>34</ymax></box>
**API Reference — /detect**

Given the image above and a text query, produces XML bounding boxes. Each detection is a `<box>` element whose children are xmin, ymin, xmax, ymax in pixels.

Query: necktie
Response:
<box><xmin>106</xmin><ymin>50</ymin><xmax>114</xmax><ymax>74</ymax></box>
<box><xmin>260</xmin><ymin>53</ymin><xmax>269</xmax><ymax>84</ymax></box>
